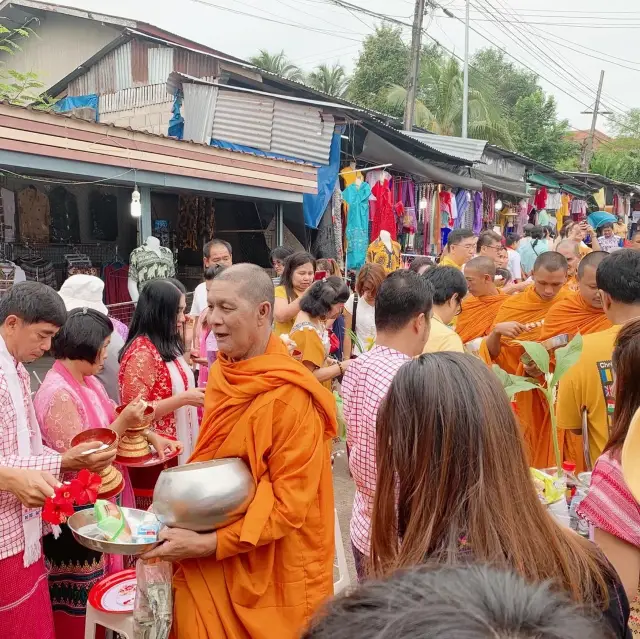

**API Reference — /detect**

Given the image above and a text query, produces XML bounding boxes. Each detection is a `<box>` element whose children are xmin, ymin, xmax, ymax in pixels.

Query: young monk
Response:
<box><xmin>480</xmin><ymin>252</ymin><xmax>570</xmax><ymax>468</ymax></box>
<box><xmin>143</xmin><ymin>264</ymin><xmax>337</xmax><ymax>639</ymax></box>
<box><xmin>555</xmin><ymin>239</ymin><xmax>581</xmax><ymax>292</ymax></box>
<box><xmin>457</xmin><ymin>256</ymin><xmax>507</xmax><ymax>345</ymax></box>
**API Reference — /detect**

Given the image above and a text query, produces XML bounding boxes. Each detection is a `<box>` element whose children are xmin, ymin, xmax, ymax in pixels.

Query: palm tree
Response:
<box><xmin>306</xmin><ymin>63</ymin><xmax>350</xmax><ymax>98</ymax></box>
<box><xmin>249</xmin><ymin>50</ymin><xmax>304</xmax><ymax>82</ymax></box>
<box><xmin>386</xmin><ymin>55</ymin><xmax>512</xmax><ymax>147</ymax></box>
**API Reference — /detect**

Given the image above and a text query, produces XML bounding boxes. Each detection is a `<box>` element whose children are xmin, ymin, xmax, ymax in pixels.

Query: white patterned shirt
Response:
<box><xmin>342</xmin><ymin>346</ymin><xmax>411</xmax><ymax>555</ymax></box>
<box><xmin>0</xmin><ymin>362</ymin><xmax>61</xmax><ymax>560</ymax></box>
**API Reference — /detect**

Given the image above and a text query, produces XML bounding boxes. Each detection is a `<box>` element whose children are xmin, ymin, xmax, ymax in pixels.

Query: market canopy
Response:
<box><xmin>471</xmin><ymin>169</ymin><xmax>530</xmax><ymax>198</ymax></box>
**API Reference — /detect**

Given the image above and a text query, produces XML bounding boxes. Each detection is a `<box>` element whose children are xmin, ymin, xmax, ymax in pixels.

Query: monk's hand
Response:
<box><xmin>141</xmin><ymin>527</ymin><xmax>217</xmax><ymax>562</ymax></box>
<box><xmin>493</xmin><ymin>322</ymin><xmax>527</xmax><ymax>339</ymax></box>
<box><xmin>145</xmin><ymin>430</ymin><xmax>184</xmax><ymax>461</ymax></box>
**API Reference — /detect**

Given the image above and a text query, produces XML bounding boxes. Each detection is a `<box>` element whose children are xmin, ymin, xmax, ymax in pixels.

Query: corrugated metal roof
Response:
<box><xmin>182</xmin><ymin>83</ymin><xmax>217</xmax><ymax>144</ymax></box>
<box><xmin>271</xmin><ymin>101</ymin><xmax>334</xmax><ymax>165</ymax></box>
<box><xmin>148</xmin><ymin>47</ymin><xmax>174</xmax><ymax>85</ymax></box>
<box><xmin>404</xmin><ymin>132</ymin><xmax>488</xmax><ymax>163</ymax></box>
<box><xmin>99</xmin><ymin>84</ymin><xmax>172</xmax><ymax>114</ymax></box>
<box><xmin>211</xmin><ymin>91</ymin><xmax>274</xmax><ymax>150</ymax></box>
<box><xmin>114</xmin><ymin>41</ymin><xmax>133</xmax><ymax>92</ymax></box>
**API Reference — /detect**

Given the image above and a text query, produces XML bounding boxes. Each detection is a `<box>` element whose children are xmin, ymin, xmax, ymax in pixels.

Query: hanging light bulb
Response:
<box><xmin>131</xmin><ymin>186</ymin><xmax>141</xmax><ymax>218</ymax></box>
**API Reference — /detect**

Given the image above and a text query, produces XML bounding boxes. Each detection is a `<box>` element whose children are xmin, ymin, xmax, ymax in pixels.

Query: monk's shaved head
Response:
<box><xmin>556</xmin><ymin>239</ymin><xmax>580</xmax><ymax>257</ymax></box>
<box><xmin>578</xmin><ymin>251</ymin><xmax>608</xmax><ymax>280</ymax></box>
<box><xmin>533</xmin><ymin>252</ymin><xmax>568</xmax><ymax>274</ymax></box>
<box><xmin>466</xmin><ymin>256</ymin><xmax>496</xmax><ymax>278</ymax></box>
<box><xmin>217</xmin><ymin>263</ymin><xmax>275</xmax><ymax>314</ymax></box>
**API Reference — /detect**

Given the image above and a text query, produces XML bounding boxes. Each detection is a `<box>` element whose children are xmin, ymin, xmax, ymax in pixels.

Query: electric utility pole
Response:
<box><xmin>404</xmin><ymin>0</ymin><xmax>427</xmax><ymax>131</ymax></box>
<box><xmin>580</xmin><ymin>70</ymin><xmax>611</xmax><ymax>171</ymax></box>
<box><xmin>462</xmin><ymin>0</ymin><xmax>470</xmax><ymax>138</ymax></box>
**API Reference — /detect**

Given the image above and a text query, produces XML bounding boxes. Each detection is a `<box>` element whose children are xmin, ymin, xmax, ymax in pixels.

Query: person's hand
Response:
<box><xmin>340</xmin><ymin>359</ymin><xmax>352</xmax><ymax>371</ymax></box>
<box><xmin>522</xmin><ymin>360</ymin><xmax>544</xmax><ymax>378</ymax></box>
<box><xmin>145</xmin><ymin>431</ymin><xmax>183</xmax><ymax>461</ymax></box>
<box><xmin>119</xmin><ymin>396</ymin><xmax>148</xmax><ymax>429</ymax></box>
<box><xmin>493</xmin><ymin>322</ymin><xmax>527</xmax><ymax>339</ymax></box>
<box><xmin>4</xmin><ymin>468</ymin><xmax>60</xmax><ymax>508</ymax></box>
<box><xmin>141</xmin><ymin>527</ymin><xmax>217</xmax><ymax>562</ymax></box>
<box><xmin>61</xmin><ymin>441</ymin><xmax>117</xmax><ymax>473</ymax></box>
<box><xmin>180</xmin><ymin>388</ymin><xmax>205</xmax><ymax>408</ymax></box>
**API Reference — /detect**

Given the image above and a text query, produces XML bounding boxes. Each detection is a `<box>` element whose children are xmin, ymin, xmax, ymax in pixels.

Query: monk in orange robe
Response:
<box><xmin>143</xmin><ymin>264</ymin><xmax>337</xmax><ymax>639</ymax></box>
<box><xmin>481</xmin><ymin>252</ymin><xmax>570</xmax><ymax>468</ymax></box>
<box><xmin>555</xmin><ymin>239</ymin><xmax>581</xmax><ymax>292</ymax></box>
<box><xmin>538</xmin><ymin>251</ymin><xmax>611</xmax><ymax>471</ymax></box>
<box><xmin>457</xmin><ymin>256</ymin><xmax>506</xmax><ymax>344</ymax></box>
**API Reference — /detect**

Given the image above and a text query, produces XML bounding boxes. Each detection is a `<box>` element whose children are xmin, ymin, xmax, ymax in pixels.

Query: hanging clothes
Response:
<box><xmin>366</xmin><ymin>238</ymin><xmax>401</xmax><ymax>274</ymax></box>
<box><xmin>370</xmin><ymin>179</ymin><xmax>396</xmax><ymax>242</ymax></box>
<box><xmin>342</xmin><ymin>181</ymin><xmax>372</xmax><ymax>270</ymax></box>
<box><xmin>15</xmin><ymin>255</ymin><xmax>57</xmax><ymax>289</ymax></box>
<box><xmin>439</xmin><ymin>190</ymin><xmax>453</xmax><ymax>229</ymax></box>
<box><xmin>49</xmin><ymin>187</ymin><xmax>80</xmax><ymax>244</ymax></box>
<box><xmin>473</xmin><ymin>192</ymin><xmax>483</xmax><ymax>235</ymax></box>
<box><xmin>128</xmin><ymin>246</ymin><xmax>175</xmax><ymax>289</ymax></box>
<box><xmin>455</xmin><ymin>190</ymin><xmax>469</xmax><ymax>230</ymax></box>
<box><xmin>104</xmin><ymin>264</ymin><xmax>131</xmax><ymax>305</ymax></box>
<box><xmin>534</xmin><ymin>187</ymin><xmax>548</xmax><ymax>210</ymax></box>
<box><xmin>17</xmin><ymin>186</ymin><xmax>50</xmax><ymax>242</ymax></box>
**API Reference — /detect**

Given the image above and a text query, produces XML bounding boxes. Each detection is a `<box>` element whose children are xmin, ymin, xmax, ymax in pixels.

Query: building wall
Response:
<box><xmin>99</xmin><ymin>101</ymin><xmax>174</xmax><ymax>136</ymax></box>
<box><xmin>0</xmin><ymin>13</ymin><xmax>121</xmax><ymax>91</ymax></box>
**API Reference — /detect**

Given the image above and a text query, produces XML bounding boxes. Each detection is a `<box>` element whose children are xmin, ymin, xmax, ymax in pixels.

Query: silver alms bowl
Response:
<box><xmin>152</xmin><ymin>458</ymin><xmax>256</xmax><ymax>532</ymax></box>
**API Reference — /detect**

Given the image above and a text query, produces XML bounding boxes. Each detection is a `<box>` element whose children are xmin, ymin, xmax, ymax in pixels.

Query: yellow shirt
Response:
<box><xmin>273</xmin><ymin>285</ymin><xmax>297</xmax><ymax>336</ymax></box>
<box><xmin>423</xmin><ymin>312</ymin><xmax>465</xmax><ymax>354</ymax></box>
<box><xmin>438</xmin><ymin>255</ymin><xmax>462</xmax><ymax>270</ymax></box>
<box><xmin>556</xmin><ymin>325</ymin><xmax>620</xmax><ymax>467</ymax></box>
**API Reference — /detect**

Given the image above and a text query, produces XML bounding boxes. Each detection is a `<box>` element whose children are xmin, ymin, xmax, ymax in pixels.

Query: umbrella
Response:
<box><xmin>587</xmin><ymin>211</ymin><xmax>616</xmax><ymax>230</ymax></box>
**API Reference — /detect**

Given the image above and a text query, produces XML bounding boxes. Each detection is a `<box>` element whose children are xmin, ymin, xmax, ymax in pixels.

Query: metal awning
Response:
<box><xmin>404</xmin><ymin>132</ymin><xmax>488</xmax><ymax>163</ymax></box>
<box><xmin>528</xmin><ymin>172</ymin><xmax>561</xmax><ymax>189</ymax></box>
<box><xmin>471</xmin><ymin>170</ymin><xmax>531</xmax><ymax>198</ymax></box>
<box><xmin>359</xmin><ymin>131</ymin><xmax>482</xmax><ymax>191</ymax></box>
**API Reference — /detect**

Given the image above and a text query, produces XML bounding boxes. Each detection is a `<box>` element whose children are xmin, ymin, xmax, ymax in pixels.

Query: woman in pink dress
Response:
<box><xmin>34</xmin><ymin>308</ymin><xmax>177</xmax><ymax>639</ymax></box>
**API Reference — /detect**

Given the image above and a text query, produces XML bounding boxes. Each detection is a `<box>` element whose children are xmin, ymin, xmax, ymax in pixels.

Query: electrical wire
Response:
<box><xmin>0</xmin><ymin>167</ymin><xmax>135</xmax><ymax>186</ymax></box>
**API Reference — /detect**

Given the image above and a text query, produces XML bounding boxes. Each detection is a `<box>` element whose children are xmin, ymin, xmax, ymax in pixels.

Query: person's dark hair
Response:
<box><xmin>204</xmin><ymin>264</ymin><xmax>226</xmax><ymax>281</ymax></box>
<box><xmin>533</xmin><ymin>252</ymin><xmax>568</xmax><ymax>273</ymax></box>
<box><xmin>523</xmin><ymin>223</ymin><xmax>535</xmax><ymax>237</ymax></box>
<box><xmin>299</xmin><ymin>276</ymin><xmax>349</xmax><ymax>319</ymax></box>
<box><xmin>596</xmin><ymin>249</ymin><xmax>640</xmax><ymax>304</ymax></box>
<box><xmin>496</xmin><ymin>267</ymin><xmax>512</xmax><ymax>285</ymax></box>
<box><xmin>51</xmin><ymin>308</ymin><xmax>113</xmax><ymax>363</ymax></box>
<box><xmin>446</xmin><ymin>229</ymin><xmax>475</xmax><ymax>248</ymax></box>
<box><xmin>280</xmin><ymin>251</ymin><xmax>316</xmax><ymax>302</ymax></box>
<box><xmin>355</xmin><ymin>263</ymin><xmax>386</xmax><ymax>299</ymax></box>
<box><xmin>203</xmin><ymin>238</ymin><xmax>232</xmax><ymax>259</ymax></box>
<box><xmin>408</xmin><ymin>256</ymin><xmax>434</xmax><ymax>274</ymax></box>
<box><xmin>560</xmin><ymin>220</ymin><xmax>576</xmax><ymax>239</ymax></box>
<box><xmin>316</xmin><ymin>258</ymin><xmax>342</xmax><ymax>277</ymax></box>
<box><xmin>505</xmin><ymin>233</ymin><xmax>521</xmax><ymax>248</ymax></box>
<box><xmin>422</xmin><ymin>266</ymin><xmax>468</xmax><ymax>305</ymax></box>
<box><xmin>270</xmin><ymin>245</ymin><xmax>294</xmax><ymax>264</ymax></box>
<box><xmin>120</xmin><ymin>280</ymin><xmax>184</xmax><ymax>362</ymax></box>
<box><xmin>477</xmin><ymin>230</ymin><xmax>502</xmax><ymax>253</ymax></box>
<box><xmin>599</xmin><ymin>222</ymin><xmax>614</xmax><ymax>233</ymax></box>
<box><xmin>577</xmin><ymin>251</ymin><xmax>608</xmax><ymax>279</ymax></box>
<box><xmin>0</xmin><ymin>282</ymin><xmax>67</xmax><ymax>327</ymax></box>
<box><xmin>375</xmin><ymin>271</ymin><xmax>433</xmax><ymax>333</ymax></box>
<box><xmin>607</xmin><ymin>318</ymin><xmax>640</xmax><ymax>455</ymax></box>
<box><xmin>371</xmin><ymin>354</ymin><xmax>614</xmax><ymax>608</ymax></box>
<box><xmin>165</xmin><ymin>278</ymin><xmax>186</xmax><ymax>294</ymax></box>
<box><xmin>303</xmin><ymin>565</ymin><xmax>613</xmax><ymax>639</ymax></box>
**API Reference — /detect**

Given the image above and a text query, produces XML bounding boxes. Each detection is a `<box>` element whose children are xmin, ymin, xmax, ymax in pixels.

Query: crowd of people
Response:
<box><xmin>1</xmin><ymin>225</ymin><xmax>640</xmax><ymax>638</ymax></box>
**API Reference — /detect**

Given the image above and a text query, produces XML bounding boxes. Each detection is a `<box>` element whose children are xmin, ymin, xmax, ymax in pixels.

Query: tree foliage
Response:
<box><xmin>249</xmin><ymin>49</ymin><xmax>304</xmax><ymax>82</ymax></box>
<box><xmin>607</xmin><ymin>108</ymin><xmax>640</xmax><ymax>139</ymax></box>
<box><xmin>306</xmin><ymin>63</ymin><xmax>349</xmax><ymax>98</ymax></box>
<box><xmin>590</xmin><ymin>138</ymin><xmax>640</xmax><ymax>184</ymax></box>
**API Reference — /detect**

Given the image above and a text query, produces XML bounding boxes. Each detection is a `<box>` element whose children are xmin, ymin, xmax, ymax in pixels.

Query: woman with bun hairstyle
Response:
<box><xmin>290</xmin><ymin>276</ymin><xmax>351</xmax><ymax>388</ymax></box>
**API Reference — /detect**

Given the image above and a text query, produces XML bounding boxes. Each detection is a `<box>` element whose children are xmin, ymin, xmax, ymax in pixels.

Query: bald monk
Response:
<box><xmin>481</xmin><ymin>252</ymin><xmax>571</xmax><ymax>468</ymax></box>
<box><xmin>556</xmin><ymin>239</ymin><xmax>581</xmax><ymax>292</ymax></box>
<box><xmin>457</xmin><ymin>256</ymin><xmax>506</xmax><ymax>344</ymax></box>
<box><xmin>143</xmin><ymin>264</ymin><xmax>337</xmax><ymax>639</ymax></box>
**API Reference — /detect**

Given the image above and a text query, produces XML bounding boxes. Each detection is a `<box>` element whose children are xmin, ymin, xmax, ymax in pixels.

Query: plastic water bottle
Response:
<box><xmin>569</xmin><ymin>487</ymin><xmax>589</xmax><ymax>537</ymax></box>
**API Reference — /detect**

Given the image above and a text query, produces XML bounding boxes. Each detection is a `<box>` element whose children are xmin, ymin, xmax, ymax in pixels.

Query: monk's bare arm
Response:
<box><xmin>215</xmin><ymin>396</ymin><xmax>329</xmax><ymax>559</ymax></box>
<box><xmin>485</xmin><ymin>330</ymin><xmax>502</xmax><ymax>359</ymax></box>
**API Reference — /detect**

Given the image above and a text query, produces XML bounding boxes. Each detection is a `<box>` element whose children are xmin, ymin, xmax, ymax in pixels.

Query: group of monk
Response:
<box><xmin>449</xmin><ymin>230</ymin><xmax>614</xmax><ymax>472</ymax></box>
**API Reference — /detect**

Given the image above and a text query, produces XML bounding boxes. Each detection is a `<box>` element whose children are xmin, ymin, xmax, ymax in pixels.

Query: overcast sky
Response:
<box><xmin>64</xmin><ymin>0</ymin><xmax>638</xmax><ymax>133</ymax></box>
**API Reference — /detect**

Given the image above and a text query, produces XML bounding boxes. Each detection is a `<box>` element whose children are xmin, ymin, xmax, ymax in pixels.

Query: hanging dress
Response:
<box><xmin>342</xmin><ymin>181</ymin><xmax>372</xmax><ymax>271</ymax></box>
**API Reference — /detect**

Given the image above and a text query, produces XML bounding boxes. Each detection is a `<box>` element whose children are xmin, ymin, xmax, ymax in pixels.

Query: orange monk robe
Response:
<box><xmin>538</xmin><ymin>292</ymin><xmax>612</xmax><ymax>472</ymax></box>
<box><xmin>565</xmin><ymin>275</ymin><xmax>579</xmax><ymax>293</ymax></box>
<box><xmin>456</xmin><ymin>292</ymin><xmax>506</xmax><ymax>343</ymax></box>
<box><xmin>172</xmin><ymin>334</ymin><xmax>337</xmax><ymax>639</ymax></box>
<box><xmin>480</xmin><ymin>286</ymin><xmax>571</xmax><ymax>469</ymax></box>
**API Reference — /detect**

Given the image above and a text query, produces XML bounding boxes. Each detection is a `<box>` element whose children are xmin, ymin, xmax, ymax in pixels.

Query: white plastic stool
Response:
<box><xmin>333</xmin><ymin>509</ymin><xmax>351</xmax><ymax>594</ymax></box>
<box><xmin>84</xmin><ymin>600</ymin><xmax>135</xmax><ymax>639</ymax></box>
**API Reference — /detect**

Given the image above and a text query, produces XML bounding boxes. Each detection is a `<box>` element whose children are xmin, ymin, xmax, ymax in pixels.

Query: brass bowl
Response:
<box><xmin>70</xmin><ymin>428</ymin><xmax>121</xmax><ymax>496</ymax></box>
<box><xmin>115</xmin><ymin>404</ymin><xmax>154</xmax><ymax>461</ymax></box>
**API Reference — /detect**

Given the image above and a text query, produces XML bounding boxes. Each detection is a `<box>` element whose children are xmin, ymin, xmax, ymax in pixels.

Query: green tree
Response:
<box><xmin>608</xmin><ymin>108</ymin><xmax>640</xmax><ymax>139</ymax></box>
<box><xmin>511</xmin><ymin>91</ymin><xmax>576</xmax><ymax>167</ymax></box>
<box><xmin>590</xmin><ymin>138</ymin><xmax>640</xmax><ymax>184</ymax></box>
<box><xmin>386</xmin><ymin>55</ymin><xmax>513</xmax><ymax>147</ymax></box>
<box><xmin>306</xmin><ymin>63</ymin><xmax>349</xmax><ymax>98</ymax></box>
<box><xmin>249</xmin><ymin>49</ymin><xmax>303</xmax><ymax>82</ymax></box>
<box><xmin>348</xmin><ymin>25</ymin><xmax>409</xmax><ymax>114</ymax></box>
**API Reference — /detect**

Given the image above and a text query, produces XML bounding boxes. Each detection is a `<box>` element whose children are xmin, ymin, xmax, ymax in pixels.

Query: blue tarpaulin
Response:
<box><xmin>303</xmin><ymin>132</ymin><xmax>340</xmax><ymax>229</ymax></box>
<box><xmin>210</xmin><ymin>138</ymin><xmax>314</xmax><ymax>165</ymax></box>
<box><xmin>168</xmin><ymin>91</ymin><xmax>184</xmax><ymax>139</ymax></box>
<box><xmin>54</xmin><ymin>94</ymin><xmax>98</xmax><ymax>120</ymax></box>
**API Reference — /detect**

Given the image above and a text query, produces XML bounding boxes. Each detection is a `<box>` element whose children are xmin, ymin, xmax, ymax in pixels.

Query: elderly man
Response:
<box><xmin>189</xmin><ymin>239</ymin><xmax>233</xmax><ymax>320</ymax></box>
<box><xmin>439</xmin><ymin>229</ymin><xmax>476</xmax><ymax>270</ymax></box>
<box><xmin>0</xmin><ymin>283</ymin><xmax>116</xmax><ymax>639</ymax></box>
<box><xmin>456</xmin><ymin>257</ymin><xmax>506</xmax><ymax>345</ymax></box>
<box><xmin>143</xmin><ymin>264</ymin><xmax>337</xmax><ymax>639</ymax></box>
<box><xmin>555</xmin><ymin>239</ymin><xmax>581</xmax><ymax>291</ymax></box>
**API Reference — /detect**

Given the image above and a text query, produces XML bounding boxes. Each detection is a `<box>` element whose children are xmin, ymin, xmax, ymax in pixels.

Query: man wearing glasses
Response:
<box><xmin>421</xmin><ymin>266</ymin><xmax>468</xmax><ymax>353</ymax></box>
<box><xmin>439</xmin><ymin>230</ymin><xmax>477</xmax><ymax>270</ymax></box>
<box><xmin>476</xmin><ymin>230</ymin><xmax>504</xmax><ymax>265</ymax></box>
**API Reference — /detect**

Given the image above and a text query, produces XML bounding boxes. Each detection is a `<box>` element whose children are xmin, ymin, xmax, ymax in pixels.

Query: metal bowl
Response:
<box><xmin>541</xmin><ymin>333</ymin><xmax>569</xmax><ymax>351</ymax></box>
<box><xmin>152</xmin><ymin>458</ymin><xmax>256</xmax><ymax>532</ymax></box>
<box><xmin>68</xmin><ymin>506</ymin><xmax>160</xmax><ymax>556</ymax></box>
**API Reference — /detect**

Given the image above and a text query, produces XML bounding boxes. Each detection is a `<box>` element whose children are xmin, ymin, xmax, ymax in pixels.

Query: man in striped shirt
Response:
<box><xmin>342</xmin><ymin>271</ymin><xmax>433</xmax><ymax>581</ymax></box>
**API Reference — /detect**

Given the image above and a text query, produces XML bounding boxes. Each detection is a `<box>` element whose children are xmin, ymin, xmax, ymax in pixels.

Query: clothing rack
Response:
<box><xmin>340</xmin><ymin>163</ymin><xmax>393</xmax><ymax>175</ymax></box>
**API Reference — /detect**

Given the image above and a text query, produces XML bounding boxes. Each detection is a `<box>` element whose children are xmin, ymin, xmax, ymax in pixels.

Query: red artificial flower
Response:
<box><xmin>42</xmin><ymin>494</ymin><xmax>75</xmax><ymax>525</ymax></box>
<box><xmin>70</xmin><ymin>469</ymin><xmax>102</xmax><ymax>506</ymax></box>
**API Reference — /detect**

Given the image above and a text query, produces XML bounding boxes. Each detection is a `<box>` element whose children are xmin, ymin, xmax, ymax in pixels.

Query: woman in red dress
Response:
<box><xmin>119</xmin><ymin>280</ymin><xmax>204</xmax><ymax>508</ymax></box>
